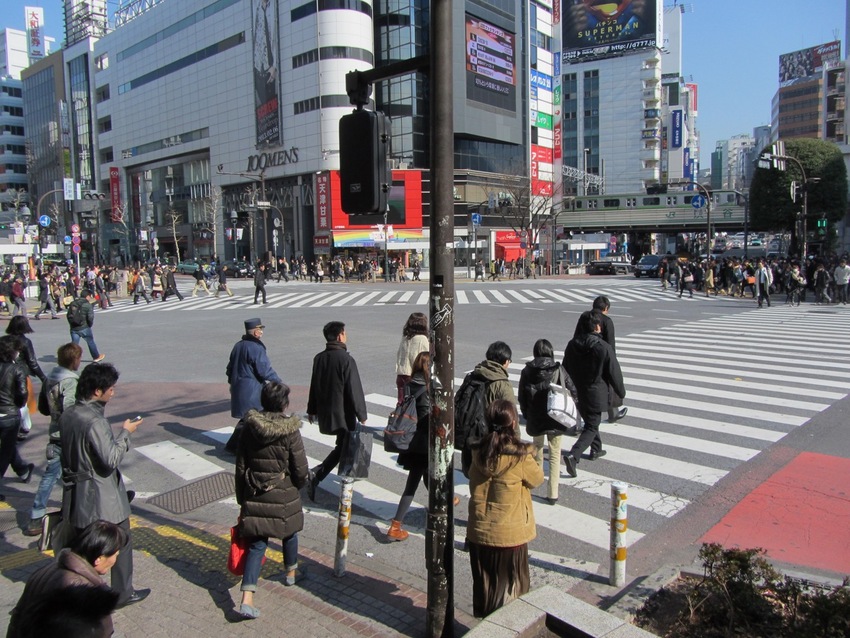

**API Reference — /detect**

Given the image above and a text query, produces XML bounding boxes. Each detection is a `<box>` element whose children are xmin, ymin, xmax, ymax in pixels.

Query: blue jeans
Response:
<box><xmin>240</xmin><ymin>534</ymin><xmax>298</xmax><ymax>592</ymax></box>
<box><xmin>70</xmin><ymin>327</ymin><xmax>100</xmax><ymax>359</ymax></box>
<box><xmin>31</xmin><ymin>443</ymin><xmax>61</xmax><ymax>520</ymax></box>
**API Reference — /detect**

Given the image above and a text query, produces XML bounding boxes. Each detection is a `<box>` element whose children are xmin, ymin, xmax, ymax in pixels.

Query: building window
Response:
<box><xmin>95</xmin><ymin>54</ymin><xmax>109</xmax><ymax>70</ymax></box>
<box><xmin>100</xmin><ymin>147</ymin><xmax>114</xmax><ymax>163</ymax></box>
<box><xmin>98</xmin><ymin>116</ymin><xmax>112</xmax><ymax>133</ymax></box>
<box><xmin>294</xmin><ymin>97</ymin><xmax>320</xmax><ymax>114</ymax></box>
<box><xmin>96</xmin><ymin>85</ymin><xmax>110</xmax><ymax>103</ymax></box>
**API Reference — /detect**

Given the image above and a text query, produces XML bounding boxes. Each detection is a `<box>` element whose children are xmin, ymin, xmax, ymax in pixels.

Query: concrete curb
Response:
<box><xmin>465</xmin><ymin>585</ymin><xmax>659</xmax><ymax>637</ymax></box>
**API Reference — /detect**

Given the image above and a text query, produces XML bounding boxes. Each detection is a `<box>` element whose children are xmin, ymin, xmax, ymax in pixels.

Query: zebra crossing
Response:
<box><xmin>121</xmin><ymin>305</ymin><xmax>850</xmax><ymax>571</ymax></box>
<box><xmin>96</xmin><ymin>279</ymin><xmax>736</xmax><ymax>313</ymax></box>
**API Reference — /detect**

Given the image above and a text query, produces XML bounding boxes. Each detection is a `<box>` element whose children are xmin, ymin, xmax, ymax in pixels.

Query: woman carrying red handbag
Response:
<box><xmin>233</xmin><ymin>382</ymin><xmax>309</xmax><ymax>620</ymax></box>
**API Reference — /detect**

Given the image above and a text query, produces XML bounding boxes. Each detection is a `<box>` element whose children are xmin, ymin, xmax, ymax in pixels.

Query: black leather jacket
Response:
<box><xmin>0</xmin><ymin>361</ymin><xmax>28</xmax><ymax>414</ymax></box>
<box><xmin>18</xmin><ymin>335</ymin><xmax>47</xmax><ymax>383</ymax></box>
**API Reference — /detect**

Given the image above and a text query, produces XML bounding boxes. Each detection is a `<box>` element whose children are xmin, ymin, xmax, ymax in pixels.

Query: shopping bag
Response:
<box><xmin>227</xmin><ymin>521</ymin><xmax>265</xmax><ymax>576</ymax></box>
<box><xmin>338</xmin><ymin>422</ymin><xmax>373</xmax><ymax>479</ymax></box>
<box><xmin>547</xmin><ymin>383</ymin><xmax>578</xmax><ymax>428</ymax></box>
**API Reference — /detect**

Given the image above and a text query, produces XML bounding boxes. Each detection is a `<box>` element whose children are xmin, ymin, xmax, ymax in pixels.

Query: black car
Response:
<box><xmin>634</xmin><ymin>254</ymin><xmax>665</xmax><ymax>278</ymax></box>
<box><xmin>221</xmin><ymin>260</ymin><xmax>256</xmax><ymax>278</ymax></box>
<box><xmin>586</xmin><ymin>260</ymin><xmax>618</xmax><ymax>275</ymax></box>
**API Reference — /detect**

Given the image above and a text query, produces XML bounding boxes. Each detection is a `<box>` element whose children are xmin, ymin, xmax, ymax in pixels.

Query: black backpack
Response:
<box><xmin>455</xmin><ymin>373</ymin><xmax>496</xmax><ymax>477</ymax></box>
<box><xmin>66</xmin><ymin>300</ymin><xmax>86</xmax><ymax>328</ymax></box>
<box><xmin>384</xmin><ymin>384</ymin><xmax>426</xmax><ymax>453</ymax></box>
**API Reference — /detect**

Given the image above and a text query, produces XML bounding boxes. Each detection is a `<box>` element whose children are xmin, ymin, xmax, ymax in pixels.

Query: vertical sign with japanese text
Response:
<box><xmin>316</xmin><ymin>172</ymin><xmax>330</xmax><ymax>230</ymax></box>
<box><xmin>25</xmin><ymin>6</ymin><xmax>45</xmax><ymax>63</ymax></box>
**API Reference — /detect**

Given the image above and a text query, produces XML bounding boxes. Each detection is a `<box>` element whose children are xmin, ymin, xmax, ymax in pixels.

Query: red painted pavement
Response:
<box><xmin>702</xmin><ymin>452</ymin><xmax>850</xmax><ymax>574</ymax></box>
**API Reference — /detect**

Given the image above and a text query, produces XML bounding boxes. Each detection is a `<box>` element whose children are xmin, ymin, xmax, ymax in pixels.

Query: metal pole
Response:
<box><xmin>334</xmin><ymin>477</ymin><xmax>355</xmax><ymax>577</ymax></box>
<box><xmin>260</xmin><ymin>172</ymin><xmax>267</xmax><ymax>261</ymax></box>
<box><xmin>427</xmin><ymin>1</ymin><xmax>454</xmax><ymax>635</ymax></box>
<box><xmin>384</xmin><ymin>205</ymin><xmax>390</xmax><ymax>282</ymax></box>
<box><xmin>802</xmin><ymin>186</ymin><xmax>808</xmax><ymax>261</ymax></box>
<box><xmin>609</xmin><ymin>482</ymin><xmax>628</xmax><ymax>587</ymax></box>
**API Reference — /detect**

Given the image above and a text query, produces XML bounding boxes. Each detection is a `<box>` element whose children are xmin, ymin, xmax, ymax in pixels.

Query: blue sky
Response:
<box><xmin>5</xmin><ymin>0</ymin><xmax>848</xmax><ymax>160</ymax></box>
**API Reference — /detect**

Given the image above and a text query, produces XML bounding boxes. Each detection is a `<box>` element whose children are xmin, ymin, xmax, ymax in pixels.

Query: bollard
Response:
<box><xmin>334</xmin><ymin>476</ymin><xmax>355</xmax><ymax>577</ymax></box>
<box><xmin>609</xmin><ymin>481</ymin><xmax>628</xmax><ymax>587</ymax></box>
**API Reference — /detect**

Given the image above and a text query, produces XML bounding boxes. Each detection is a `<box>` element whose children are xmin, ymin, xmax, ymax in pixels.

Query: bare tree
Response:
<box><xmin>498</xmin><ymin>179</ymin><xmax>561</xmax><ymax>275</ymax></box>
<box><xmin>201</xmin><ymin>186</ymin><xmax>221</xmax><ymax>260</ymax></box>
<box><xmin>166</xmin><ymin>209</ymin><xmax>183</xmax><ymax>264</ymax></box>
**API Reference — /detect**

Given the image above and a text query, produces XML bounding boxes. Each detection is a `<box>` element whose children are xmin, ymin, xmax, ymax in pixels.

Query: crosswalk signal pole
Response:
<box><xmin>427</xmin><ymin>1</ymin><xmax>454</xmax><ymax>636</ymax></box>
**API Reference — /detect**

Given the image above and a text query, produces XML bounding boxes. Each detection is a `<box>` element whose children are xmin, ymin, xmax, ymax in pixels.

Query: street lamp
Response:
<box><xmin>217</xmin><ymin>164</ymin><xmax>266</xmax><ymax>262</ymax></box>
<box><xmin>230</xmin><ymin>210</ymin><xmax>239</xmax><ymax>261</ymax></box>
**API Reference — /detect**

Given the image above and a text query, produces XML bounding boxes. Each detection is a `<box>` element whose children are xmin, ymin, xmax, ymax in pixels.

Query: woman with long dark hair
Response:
<box><xmin>394</xmin><ymin>312</ymin><xmax>429</xmax><ymax>403</ymax></box>
<box><xmin>6</xmin><ymin>315</ymin><xmax>47</xmax><ymax>440</ymax></box>
<box><xmin>0</xmin><ymin>335</ymin><xmax>32</xmax><ymax>498</ymax></box>
<box><xmin>387</xmin><ymin>351</ymin><xmax>431</xmax><ymax>542</ymax></box>
<box><xmin>466</xmin><ymin>400</ymin><xmax>543</xmax><ymax>617</ymax></box>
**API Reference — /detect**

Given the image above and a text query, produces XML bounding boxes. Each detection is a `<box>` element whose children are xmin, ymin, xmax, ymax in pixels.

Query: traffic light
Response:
<box><xmin>339</xmin><ymin>109</ymin><xmax>391</xmax><ymax>215</ymax></box>
<box><xmin>83</xmin><ymin>191</ymin><xmax>106</xmax><ymax>200</ymax></box>
<box><xmin>817</xmin><ymin>217</ymin><xmax>827</xmax><ymax>235</ymax></box>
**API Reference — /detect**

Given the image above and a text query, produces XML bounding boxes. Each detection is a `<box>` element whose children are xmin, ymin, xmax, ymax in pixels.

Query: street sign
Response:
<box><xmin>790</xmin><ymin>181</ymin><xmax>797</xmax><ymax>202</ymax></box>
<box><xmin>64</xmin><ymin>235</ymin><xmax>71</xmax><ymax>243</ymax></box>
<box><xmin>256</xmin><ymin>200</ymin><xmax>271</xmax><ymax>208</ymax></box>
<box><xmin>471</xmin><ymin>213</ymin><xmax>481</xmax><ymax>226</ymax></box>
<box><xmin>520</xmin><ymin>230</ymin><xmax>528</xmax><ymax>239</ymax></box>
<box><xmin>72</xmin><ymin>236</ymin><xmax>81</xmax><ymax>246</ymax></box>
<box><xmin>71</xmin><ymin>224</ymin><xmax>80</xmax><ymax>233</ymax></box>
<box><xmin>72</xmin><ymin>244</ymin><xmax>81</xmax><ymax>254</ymax></box>
<box><xmin>63</xmin><ymin>178</ymin><xmax>75</xmax><ymax>201</ymax></box>
<box><xmin>692</xmin><ymin>195</ymin><xmax>707</xmax><ymax>209</ymax></box>
<box><xmin>38</xmin><ymin>215</ymin><xmax>51</xmax><ymax>227</ymax></box>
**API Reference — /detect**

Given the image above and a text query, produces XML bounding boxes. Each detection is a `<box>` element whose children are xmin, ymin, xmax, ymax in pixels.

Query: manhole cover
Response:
<box><xmin>147</xmin><ymin>471</ymin><xmax>233</xmax><ymax>514</ymax></box>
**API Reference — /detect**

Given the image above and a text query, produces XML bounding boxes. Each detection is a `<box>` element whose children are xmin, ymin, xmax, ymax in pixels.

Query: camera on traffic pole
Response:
<box><xmin>339</xmin><ymin>109</ymin><xmax>391</xmax><ymax>215</ymax></box>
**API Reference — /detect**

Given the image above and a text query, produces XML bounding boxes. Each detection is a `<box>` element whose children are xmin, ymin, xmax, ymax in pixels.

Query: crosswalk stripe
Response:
<box><xmin>632</xmin><ymin>332</ymin><xmax>850</xmax><ymax>358</ymax></box>
<box><xmin>473</xmin><ymin>290</ymin><xmax>490</xmax><ymax>304</ymax></box>
<box><xmin>457</xmin><ymin>291</ymin><xmax>469</xmax><ymax>304</ymax></box>
<box><xmin>134</xmin><ymin>441</ymin><xmax>224</xmax><ymax>481</ymax></box>
<box><xmin>290</xmin><ymin>291</ymin><xmax>338</xmax><ymax>308</ymax></box>
<box><xmin>558</xmin><ymin>468</ymin><xmax>688</xmax><ymax>518</ymax></box>
<box><xmin>607</xmin><ymin>424</ymin><xmax>759</xmax><ymax>461</ymax></box>
<box><xmin>598</xmin><ymin>444</ymin><xmax>727</xmax><ymax>485</ymax></box>
<box><xmin>489</xmin><ymin>290</ymin><xmax>511</xmax><ymax>303</ymax></box>
<box><xmin>625</xmin><ymin>407</ymin><xmax>784</xmax><ymax>443</ymax></box>
<box><xmin>331</xmin><ymin>290</ymin><xmax>367</xmax><ymax>306</ymax></box>
<box><xmin>523</xmin><ymin>290</ymin><xmax>553</xmax><ymax>303</ymax></box>
<box><xmin>267</xmin><ymin>292</ymin><xmax>313</xmax><ymax>308</ymax></box>
<box><xmin>376</xmin><ymin>291</ymin><xmax>397</xmax><ymax>303</ymax></box>
<box><xmin>627</xmin><ymin>379</ymin><xmax>828</xmax><ymax>411</ymax></box>
<box><xmin>617</xmin><ymin>343</ymin><xmax>850</xmax><ymax>378</ymax></box>
<box><xmin>416</xmin><ymin>291</ymin><xmax>429</xmax><ymax>306</ymax></box>
<box><xmin>506</xmin><ymin>290</ymin><xmax>533</xmax><ymax>303</ymax></box>
<box><xmin>627</xmin><ymin>391</ymin><xmax>807</xmax><ymax>426</ymax></box>
<box><xmin>353</xmin><ymin>291</ymin><xmax>382</xmax><ymax>306</ymax></box>
<box><xmin>621</xmin><ymin>365</ymin><xmax>846</xmax><ymax>400</ymax></box>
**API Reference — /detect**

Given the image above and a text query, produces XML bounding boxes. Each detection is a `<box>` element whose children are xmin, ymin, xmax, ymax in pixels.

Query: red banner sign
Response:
<box><xmin>109</xmin><ymin>167</ymin><xmax>121</xmax><ymax>222</ymax></box>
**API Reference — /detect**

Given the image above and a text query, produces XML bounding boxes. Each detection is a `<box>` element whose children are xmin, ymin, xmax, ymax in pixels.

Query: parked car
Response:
<box><xmin>175</xmin><ymin>259</ymin><xmax>203</xmax><ymax>274</ymax></box>
<box><xmin>586</xmin><ymin>260</ymin><xmax>618</xmax><ymax>275</ymax></box>
<box><xmin>221</xmin><ymin>259</ymin><xmax>256</xmax><ymax>278</ymax></box>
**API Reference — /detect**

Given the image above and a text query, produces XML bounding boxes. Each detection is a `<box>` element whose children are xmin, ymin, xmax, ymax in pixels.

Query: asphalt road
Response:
<box><xmin>14</xmin><ymin>274</ymin><xmax>850</xmax><ymax>594</ymax></box>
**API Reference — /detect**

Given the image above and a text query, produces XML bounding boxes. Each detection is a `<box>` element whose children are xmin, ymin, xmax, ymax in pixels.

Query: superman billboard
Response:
<box><xmin>562</xmin><ymin>0</ymin><xmax>660</xmax><ymax>64</ymax></box>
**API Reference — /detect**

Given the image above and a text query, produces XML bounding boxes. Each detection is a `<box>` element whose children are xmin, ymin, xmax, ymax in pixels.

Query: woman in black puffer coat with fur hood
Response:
<box><xmin>235</xmin><ymin>381</ymin><xmax>309</xmax><ymax>620</ymax></box>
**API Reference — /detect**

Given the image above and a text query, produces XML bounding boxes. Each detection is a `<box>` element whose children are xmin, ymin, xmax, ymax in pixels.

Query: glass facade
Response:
<box><xmin>20</xmin><ymin>67</ymin><xmax>66</xmax><ymax>205</ymax></box>
<box><xmin>68</xmin><ymin>54</ymin><xmax>95</xmax><ymax>191</ymax></box>
<box><xmin>374</xmin><ymin>0</ymin><xmax>430</xmax><ymax>169</ymax></box>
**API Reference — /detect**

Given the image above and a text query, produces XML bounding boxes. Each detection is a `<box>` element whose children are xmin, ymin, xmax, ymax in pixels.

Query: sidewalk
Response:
<box><xmin>0</xmin><ymin>498</ymin><xmax>476</xmax><ymax>637</ymax></box>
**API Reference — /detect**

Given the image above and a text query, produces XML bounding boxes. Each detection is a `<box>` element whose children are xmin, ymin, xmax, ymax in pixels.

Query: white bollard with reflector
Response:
<box><xmin>610</xmin><ymin>481</ymin><xmax>628</xmax><ymax>587</ymax></box>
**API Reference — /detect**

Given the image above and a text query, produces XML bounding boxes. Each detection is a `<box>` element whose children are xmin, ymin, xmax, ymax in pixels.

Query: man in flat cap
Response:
<box><xmin>225</xmin><ymin>318</ymin><xmax>281</xmax><ymax>452</ymax></box>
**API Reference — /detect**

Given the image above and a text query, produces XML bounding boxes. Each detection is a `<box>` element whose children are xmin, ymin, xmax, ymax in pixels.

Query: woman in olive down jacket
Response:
<box><xmin>467</xmin><ymin>400</ymin><xmax>544</xmax><ymax>618</ymax></box>
<box><xmin>235</xmin><ymin>382</ymin><xmax>309</xmax><ymax>620</ymax></box>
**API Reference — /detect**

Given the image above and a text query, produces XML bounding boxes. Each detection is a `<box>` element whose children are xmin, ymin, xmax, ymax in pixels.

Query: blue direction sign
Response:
<box><xmin>692</xmin><ymin>194</ymin><xmax>707</xmax><ymax>209</ymax></box>
<box><xmin>471</xmin><ymin>213</ymin><xmax>482</xmax><ymax>226</ymax></box>
<box><xmin>38</xmin><ymin>215</ymin><xmax>51</xmax><ymax>227</ymax></box>
<box><xmin>64</xmin><ymin>235</ymin><xmax>72</xmax><ymax>243</ymax></box>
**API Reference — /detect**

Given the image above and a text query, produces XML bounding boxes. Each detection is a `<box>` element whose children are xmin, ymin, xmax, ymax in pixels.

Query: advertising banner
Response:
<box><xmin>779</xmin><ymin>41</ymin><xmax>841</xmax><ymax>87</ymax></box>
<box><xmin>25</xmin><ymin>6</ymin><xmax>45</xmax><ymax>63</ymax></box>
<box><xmin>466</xmin><ymin>15</ymin><xmax>516</xmax><ymax>112</ymax></box>
<box><xmin>671</xmin><ymin>110</ymin><xmax>682</xmax><ymax>149</ymax></box>
<box><xmin>109</xmin><ymin>167</ymin><xmax>121</xmax><ymax>221</ymax></box>
<box><xmin>535</xmin><ymin>112</ymin><xmax>553</xmax><ymax>129</ymax></box>
<box><xmin>531</xmin><ymin>146</ymin><xmax>553</xmax><ymax>196</ymax></box>
<box><xmin>562</xmin><ymin>0</ymin><xmax>659</xmax><ymax>64</ymax></box>
<box><xmin>252</xmin><ymin>0</ymin><xmax>281</xmax><ymax>146</ymax></box>
<box><xmin>683</xmin><ymin>148</ymin><xmax>691</xmax><ymax>180</ymax></box>
<box><xmin>316</xmin><ymin>172</ymin><xmax>330</xmax><ymax>230</ymax></box>
<box><xmin>685</xmin><ymin>82</ymin><xmax>698</xmax><ymax>113</ymax></box>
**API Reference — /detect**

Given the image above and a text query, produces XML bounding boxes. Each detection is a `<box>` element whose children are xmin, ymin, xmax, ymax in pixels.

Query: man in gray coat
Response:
<box><xmin>59</xmin><ymin>362</ymin><xmax>150</xmax><ymax>608</ymax></box>
<box><xmin>305</xmin><ymin>321</ymin><xmax>367</xmax><ymax>501</ymax></box>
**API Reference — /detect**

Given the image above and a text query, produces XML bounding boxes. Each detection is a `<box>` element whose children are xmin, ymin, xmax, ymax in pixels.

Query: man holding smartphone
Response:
<box><xmin>59</xmin><ymin>363</ymin><xmax>150</xmax><ymax>608</ymax></box>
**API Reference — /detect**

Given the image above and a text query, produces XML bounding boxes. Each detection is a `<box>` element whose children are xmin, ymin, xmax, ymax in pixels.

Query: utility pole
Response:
<box><xmin>427</xmin><ymin>1</ymin><xmax>454</xmax><ymax>636</ymax></box>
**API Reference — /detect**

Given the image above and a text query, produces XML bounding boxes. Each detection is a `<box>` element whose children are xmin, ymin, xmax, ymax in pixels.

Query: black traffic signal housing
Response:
<box><xmin>339</xmin><ymin>109</ymin><xmax>391</xmax><ymax>215</ymax></box>
<box><xmin>83</xmin><ymin>191</ymin><xmax>106</xmax><ymax>200</ymax></box>
<box><xmin>817</xmin><ymin>216</ymin><xmax>827</xmax><ymax>235</ymax></box>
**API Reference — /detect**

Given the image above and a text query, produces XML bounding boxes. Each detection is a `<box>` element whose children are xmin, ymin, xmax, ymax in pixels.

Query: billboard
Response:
<box><xmin>562</xmin><ymin>0</ymin><xmax>659</xmax><ymax>64</ymax></box>
<box><xmin>252</xmin><ymin>0</ymin><xmax>281</xmax><ymax>147</ymax></box>
<box><xmin>466</xmin><ymin>15</ymin><xmax>516</xmax><ymax>112</ymax></box>
<box><xmin>670</xmin><ymin>109</ymin><xmax>683</xmax><ymax>149</ymax></box>
<box><xmin>779</xmin><ymin>41</ymin><xmax>841</xmax><ymax>87</ymax></box>
<box><xmin>25</xmin><ymin>6</ymin><xmax>45</xmax><ymax>63</ymax></box>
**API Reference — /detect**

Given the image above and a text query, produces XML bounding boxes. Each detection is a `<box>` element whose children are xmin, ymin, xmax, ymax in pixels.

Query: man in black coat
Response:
<box><xmin>573</xmin><ymin>295</ymin><xmax>626</xmax><ymax>423</ymax></box>
<box><xmin>305</xmin><ymin>321</ymin><xmax>367</xmax><ymax>500</ymax></box>
<box><xmin>562</xmin><ymin>310</ymin><xmax>626</xmax><ymax>478</ymax></box>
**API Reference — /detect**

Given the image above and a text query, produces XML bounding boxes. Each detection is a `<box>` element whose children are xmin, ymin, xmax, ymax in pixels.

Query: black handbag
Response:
<box><xmin>338</xmin><ymin>422</ymin><xmax>373</xmax><ymax>479</ymax></box>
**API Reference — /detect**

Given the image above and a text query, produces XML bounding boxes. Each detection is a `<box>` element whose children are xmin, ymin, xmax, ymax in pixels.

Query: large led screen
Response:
<box><xmin>466</xmin><ymin>16</ymin><xmax>516</xmax><ymax>112</ymax></box>
<box><xmin>562</xmin><ymin>0</ymin><xmax>658</xmax><ymax>64</ymax></box>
